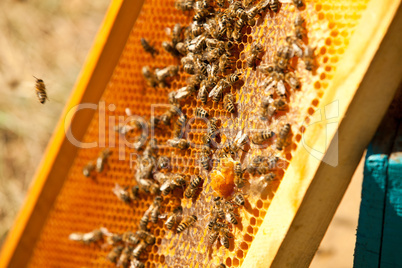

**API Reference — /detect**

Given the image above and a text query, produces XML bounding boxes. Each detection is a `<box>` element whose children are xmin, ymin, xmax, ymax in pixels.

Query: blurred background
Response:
<box><xmin>0</xmin><ymin>1</ymin><xmax>364</xmax><ymax>267</ymax></box>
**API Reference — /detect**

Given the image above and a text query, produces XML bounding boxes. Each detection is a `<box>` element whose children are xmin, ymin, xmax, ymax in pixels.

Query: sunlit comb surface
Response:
<box><xmin>28</xmin><ymin>0</ymin><xmax>369</xmax><ymax>267</ymax></box>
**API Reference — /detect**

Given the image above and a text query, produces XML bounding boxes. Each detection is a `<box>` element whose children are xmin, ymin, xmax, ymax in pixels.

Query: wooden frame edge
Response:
<box><xmin>242</xmin><ymin>0</ymin><xmax>402</xmax><ymax>267</ymax></box>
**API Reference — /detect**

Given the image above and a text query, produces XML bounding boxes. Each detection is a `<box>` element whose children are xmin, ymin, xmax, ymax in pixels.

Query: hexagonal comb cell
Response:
<box><xmin>27</xmin><ymin>0</ymin><xmax>370</xmax><ymax>267</ymax></box>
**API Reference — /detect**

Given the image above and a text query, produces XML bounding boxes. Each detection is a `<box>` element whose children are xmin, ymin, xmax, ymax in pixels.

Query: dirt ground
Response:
<box><xmin>0</xmin><ymin>1</ymin><xmax>364</xmax><ymax>267</ymax></box>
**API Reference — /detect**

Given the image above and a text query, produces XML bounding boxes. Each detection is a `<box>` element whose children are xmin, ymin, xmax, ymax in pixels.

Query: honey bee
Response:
<box><xmin>162</xmin><ymin>41</ymin><xmax>180</xmax><ymax>57</ymax></box>
<box><xmin>176</xmin><ymin>42</ymin><xmax>188</xmax><ymax>55</ymax></box>
<box><xmin>33</xmin><ymin>77</ymin><xmax>48</xmax><ymax>104</ymax></box>
<box><xmin>132</xmin><ymin>241</ymin><xmax>147</xmax><ymax>259</ymax></box>
<box><xmin>258</xmin><ymin>172</ymin><xmax>277</xmax><ymax>187</ymax></box>
<box><xmin>107</xmin><ymin>245</ymin><xmax>124</xmax><ymax>264</ymax></box>
<box><xmin>194</xmin><ymin>107</ymin><xmax>209</xmax><ymax>118</ymax></box>
<box><xmin>143</xmin><ymin>231</ymin><xmax>156</xmax><ymax>245</ymax></box>
<box><xmin>140</xmin><ymin>38</ymin><xmax>157</xmax><ymax>57</ymax></box>
<box><xmin>276</xmin><ymin>123</ymin><xmax>291</xmax><ymax>150</ymax></box>
<box><xmin>303</xmin><ymin>45</ymin><xmax>315</xmax><ymax>71</ymax></box>
<box><xmin>161</xmin><ymin>106</ymin><xmax>179</xmax><ymax>126</ymax></box>
<box><xmin>69</xmin><ymin>229</ymin><xmax>104</xmax><ymax>244</ymax></box>
<box><xmin>217</xmin><ymin>263</ymin><xmax>226</xmax><ymax>268</ymax></box>
<box><xmin>160</xmin><ymin>175</ymin><xmax>186</xmax><ymax>195</ymax></box>
<box><xmin>219</xmin><ymin>224</ymin><xmax>233</xmax><ymax>248</ymax></box>
<box><xmin>269</xmin><ymin>0</ymin><xmax>280</xmax><ymax>13</ymax></box>
<box><xmin>121</xmin><ymin>231</ymin><xmax>140</xmax><ymax>245</ymax></box>
<box><xmin>197</xmin><ymin>80</ymin><xmax>209</xmax><ymax>104</ymax></box>
<box><xmin>275</xmin><ymin>45</ymin><xmax>294</xmax><ymax>71</ymax></box>
<box><xmin>230</xmin><ymin>130</ymin><xmax>249</xmax><ymax>156</ymax></box>
<box><xmin>165</xmin><ymin>206</ymin><xmax>183</xmax><ymax>230</ymax></box>
<box><xmin>232</xmin><ymin>17</ymin><xmax>245</xmax><ymax>41</ymax></box>
<box><xmin>257</xmin><ymin>156</ymin><xmax>279</xmax><ymax>174</ymax></box>
<box><xmin>139</xmin><ymin>209</ymin><xmax>151</xmax><ymax>231</ymax></box>
<box><xmin>219</xmin><ymin>54</ymin><xmax>235</xmax><ymax>74</ymax></box>
<box><xmin>170</xmin><ymin>86</ymin><xmax>193</xmax><ymax>102</ymax></box>
<box><xmin>172</xmin><ymin>23</ymin><xmax>183</xmax><ymax>45</ymax></box>
<box><xmin>247</xmin><ymin>155</ymin><xmax>264</xmax><ymax>174</ymax></box>
<box><xmin>105</xmin><ymin>232</ymin><xmax>123</xmax><ymax>245</ymax></box>
<box><xmin>233</xmin><ymin>192</ymin><xmax>245</xmax><ymax>206</ymax></box>
<box><xmin>258</xmin><ymin>95</ymin><xmax>276</xmax><ymax>120</ymax></box>
<box><xmin>251</xmin><ymin>130</ymin><xmax>275</xmax><ymax>145</ymax></box>
<box><xmin>150</xmin><ymin>196</ymin><xmax>163</xmax><ymax>223</ymax></box>
<box><xmin>208</xmin><ymin>79</ymin><xmax>225</xmax><ymax>102</ymax></box>
<box><xmin>112</xmin><ymin>184</ymin><xmax>139</xmax><ymax>204</ymax></box>
<box><xmin>174</xmin><ymin>113</ymin><xmax>187</xmax><ymax>138</ymax></box>
<box><xmin>157</xmin><ymin>156</ymin><xmax>170</xmax><ymax>170</ymax></box>
<box><xmin>175</xmin><ymin>0</ymin><xmax>195</xmax><ymax>11</ymax></box>
<box><xmin>142</xmin><ymin>66</ymin><xmax>158</xmax><ymax>87</ymax></box>
<box><xmin>83</xmin><ymin>161</ymin><xmax>95</xmax><ymax>177</ymax></box>
<box><xmin>294</xmin><ymin>14</ymin><xmax>306</xmax><ymax>40</ymax></box>
<box><xmin>209</xmin><ymin>118</ymin><xmax>218</xmax><ymax>134</ymax></box>
<box><xmin>292</xmin><ymin>0</ymin><xmax>304</xmax><ymax>8</ymax></box>
<box><xmin>177</xmin><ymin>215</ymin><xmax>197</xmax><ymax>233</ymax></box>
<box><xmin>205</xmin><ymin>46</ymin><xmax>225</xmax><ymax>62</ymax></box>
<box><xmin>191</xmin><ymin>22</ymin><xmax>204</xmax><ymax>37</ymax></box>
<box><xmin>208</xmin><ymin>222</ymin><xmax>220</xmax><ymax>245</ymax></box>
<box><xmin>200</xmin><ymin>145</ymin><xmax>212</xmax><ymax>170</ymax></box>
<box><xmin>223</xmin><ymin>93</ymin><xmax>235</xmax><ymax>113</ymax></box>
<box><xmin>234</xmin><ymin>161</ymin><xmax>246</xmax><ymax>188</ymax></box>
<box><xmin>118</xmin><ymin>245</ymin><xmax>133</xmax><ymax>268</ymax></box>
<box><xmin>155</xmin><ymin>65</ymin><xmax>180</xmax><ymax>85</ymax></box>
<box><xmin>225</xmin><ymin>209</ymin><xmax>238</xmax><ymax>225</ymax></box>
<box><xmin>96</xmin><ymin>149</ymin><xmax>111</xmax><ymax>173</ymax></box>
<box><xmin>184</xmin><ymin>175</ymin><xmax>203</xmax><ymax>198</ymax></box>
<box><xmin>131</xmin><ymin>259</ymin><xmax>145</xmax><ymax>268</ymax></box>
<box><xmin>213</xmin><ymin>197</ymin><xmax>226</xmax><ymax>219</ymax></box>
<box><xmin>247</xmin><ymin>44</ymin><xmax>264</xmax><ymax>68</ymax></box>
<box><xmin>167</xmin><ymin>138</ymin><xmax>190</xmax><ymax>150</ymax></box>
<box><xmin>284</xmin><ymin>72</ymin><xmax>300</xmax><ymax>90</ymax></box>
<box><xmin>188</xmin><ymin>35</ymin><xmax>206</xmax><ymax>53</ymax></box>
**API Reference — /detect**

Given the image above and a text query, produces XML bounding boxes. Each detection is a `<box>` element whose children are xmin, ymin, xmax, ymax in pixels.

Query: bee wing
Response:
<box><xmin>292</xmin><ymin>42</ymin><xmax>303</xmax><ymax>58</ymax></box>
<box><xmin>174</xmin><ymin>86</ymin><xmax>191</xmax><ymax>100</ymax></box>
<box><xmin>69</xmin><ymin>233</ymin><xmax>83</xmax><ymax>241</ymax></box>
<box><xmin>264</xmin><ymin>79</ymin><xmax>277</xmax><ymax>94</ymax></box>
<box><xmin>279</xmin><ymin>0</ymin><xmax>293</xmax><ymax>3</ymax></box>
<box><xmin>277</xmin><ymin>79</ymin><xmax>286</xmax><ymax>95</ymax></box>
<box><xmin>208</xmin><ymin>82</ymin><xmax>222</xmax><ymax>98</ymax></box>
<box><xmin>112</xmin><ymin>183</ymin><xmax>124</xmax><ymax>196</ymax></box>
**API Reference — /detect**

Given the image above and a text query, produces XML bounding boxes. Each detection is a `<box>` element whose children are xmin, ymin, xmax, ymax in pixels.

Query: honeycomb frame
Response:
<box><xmin>1</xmin><ymin>0</ymin><xmax>401</xmax><ymax>267</ymax></box>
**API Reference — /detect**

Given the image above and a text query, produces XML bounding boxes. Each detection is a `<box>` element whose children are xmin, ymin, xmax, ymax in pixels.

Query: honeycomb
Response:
<box><xmin>27</xmin><ymin>0</ymin><xmax>370</xmax><ymax>267</ymax></box>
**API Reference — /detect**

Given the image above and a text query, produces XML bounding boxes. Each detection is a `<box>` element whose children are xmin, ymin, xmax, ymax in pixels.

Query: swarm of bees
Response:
<box><xmin>72</xmin><ymin>0</ymin><xmax>315</xmax><ymax>266</ymax></box>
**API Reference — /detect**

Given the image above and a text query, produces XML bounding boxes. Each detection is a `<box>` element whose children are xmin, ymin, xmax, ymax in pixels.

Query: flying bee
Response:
<box><xmin>234</xmin><ymin>161</ymin><xmax>246</xmax><ymax>188</ymax></box>
<box><xmin>247</xmin><ymin>155</ymin><xmax>264</xmax><ymax>174</ymax></box>
<box><xmin>142</xmin><ymin>66</ymin><xmax>158</xmax><ymax>87</ymax></box>
<box><xmin>233</xmin><ymin>192</ymin><xmax>245</xmax><ymax>206</ymax></box>
<box><xmin>83</xmin><ymin>161</ymin><xmax>95</xmax><ymax>177</ymax></box>
<box><xmin>184</xmin><ymin>175</ymin><xmax>203</xmax><ymax>198</ymax></box>
<box><xmin>160</xmin><ymin>175</ymin><xmax>186</xmax><ymax>195</ymax></box>
<box><xmin>284</xmin><ymin>72</ymin><xmax>300</xmax><ymax>90</ymax></box>
<box><xmin>194</xmin><ymin>107</ymin><xmax>209</xmax><ymax>118</ymax></box>
<box><xmin>140</xmin><ymin>38</ymin><xmax>157</xmax><ymax>57</ymax></box>
<box><xmin>69</xmin><ymin>229</ymin><xmax>103</xmax><ymax>244</ymax></box>
<box><xmin>131</xmin><ymin>259</ymin><xmax>145</xmax><ymax>268</ymax></box>
<box><xmin>162</xmin><ymin>41</ymin><xmax>180</xmax><ymax>57</ymax></box>
<box><xmin>132</xmin><ymin>241</ymin><xmax>147</xmax><ymax>259</ymax></box>
<box><xmin>118</xmin><ymin>245</ymin><xmax>133</xmax><ymax>268</ymax></box>
<box><xmin>96</xmin><ymin>149</ymin><xmax>111</xmax><ymax>173</ymax></box>
<box><xmin>157</xmin><ymin>156</ymin><xmax>170</xmax><ymax>170</ymax></box>
<box><xmin>177</xmin><ymin>215</ymin><xmax>197</xmax><ymax>233</ymax></box>
<box><xmin>167</xmin><ymin>138</ymin><xmax>190</xmax><ymax>150</ymax></box>
<box><xmin>251</xmin><ymin>130</ymin><xmax>275</xmax><ymax>145</ymax></box>
<box><xmin>33</xmin><ymin>77</ymin><xmax>48</xmax><ymax>104</ymax></box>
<box><xmin>219</xmin><ymin>224</ymin><xmax>233</xmax><ymax>248</ymax></box>
<box><xmin>106</xmin><ymin>245</ymin><xmax>124</xmax><ymax>264</ymax></box>
<box><xmin>150</xmin><ymin>196</ymin><xmax>163</xmax><ymax>223</ymax></box>
<box><xmin>247</xmin><ymin>44</ymin><xmax>264</xmax><ymax>68</ymax></box>
<box><xmin>223</xmin><ymin>93</ymin><xmax>235</xmax><ymax>113</ymax></box>
<box><xmin>303</xmin><ymin>45</ymin><xmax>315</xmax><ymax>71</ymax></box>
<box><xmin>165</xmin><ymin>206</ymin><xmax>183</xmax><ymax>230</ymax></box>
<box><xmin>172</xmin><ymin>23</ymin><xmax>183</xmax><ymax>45</ymax></box>
<box><xmin>276</xmin><ymin>123</ymin><xmax>291</xmax><ymax>150</ymax></box>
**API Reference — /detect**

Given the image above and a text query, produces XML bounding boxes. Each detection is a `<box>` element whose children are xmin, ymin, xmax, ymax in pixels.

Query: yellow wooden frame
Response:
<box><xmin>0</xmin><ymin>0</ymin><xmax>401</xmax><ymax>267</ymax></box>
